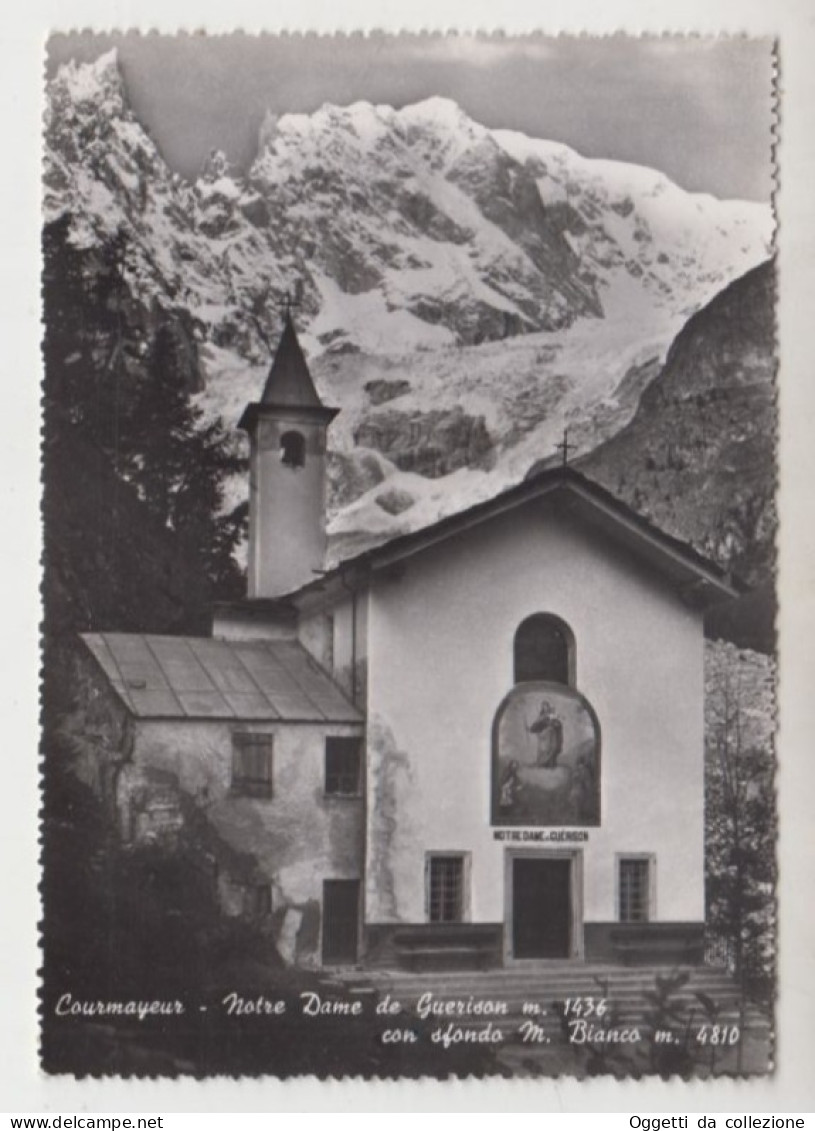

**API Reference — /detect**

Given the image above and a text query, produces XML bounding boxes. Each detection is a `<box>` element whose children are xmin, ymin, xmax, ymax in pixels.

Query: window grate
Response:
<box><xmin>619</xmin><ymin>858</ymin><xmax>650</xmax><ymax>922</ymax></box>
<box><xmin>428</xmin><ymin>856</ymin><xmax>465</xmax><ymax>923</ymax></box>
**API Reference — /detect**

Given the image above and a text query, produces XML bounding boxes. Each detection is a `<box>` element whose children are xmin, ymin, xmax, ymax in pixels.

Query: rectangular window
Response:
<box><xmin>231</xmin><ymin>733</ymin><xmax>273</xmax><ymax>798</ymax></box>
<box><xmin>325</xmin><ymin>737</ymin><xmax>362</xmax><ymax>796</ymax></box>
<box><xmin>427</xmin><ymin>854</ymin><xmax>467</xmax><ymax>923</ymax></box>
<box><xmin>618</xmin><ymin>857</ymin><xmax>652</xmax><ymax>922</ymax></box>
<box><xmin>243</xmin><ymin>883</ymin><xmax>272</xmax><ymax>919</ymax></box>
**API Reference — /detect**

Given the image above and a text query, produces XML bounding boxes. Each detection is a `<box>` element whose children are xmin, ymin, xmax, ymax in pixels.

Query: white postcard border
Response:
<box><xmin>2</xmin><ymin>0</ymin><xmax>813</xmax><ymax>1113</ymax></box>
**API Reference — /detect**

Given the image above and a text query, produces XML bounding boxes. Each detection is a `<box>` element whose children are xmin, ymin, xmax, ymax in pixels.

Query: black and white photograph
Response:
<box><xmin>36</xmin><ymin>29</ymin><xmax>779</xmax><ymax>1082</ymax></box>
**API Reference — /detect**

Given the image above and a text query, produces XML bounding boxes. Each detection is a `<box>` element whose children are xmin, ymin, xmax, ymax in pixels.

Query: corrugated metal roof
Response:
<box><xmin>81</xmin><ymin>633</ymin><xmax>363</xmax><ymax>724</ymax></box>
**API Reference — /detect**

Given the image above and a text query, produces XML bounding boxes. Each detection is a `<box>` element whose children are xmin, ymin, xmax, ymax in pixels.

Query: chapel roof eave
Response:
<box><xmin>283</xmin><ymin>466</ymin><xmax>740</xmax><ymax>612</ymax></box>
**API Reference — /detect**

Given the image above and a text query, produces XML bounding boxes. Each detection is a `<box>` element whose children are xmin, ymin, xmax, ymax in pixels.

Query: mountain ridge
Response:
<box><xmin>45</xmin><ymin>49</ymin><xmax>771</xmax><ymax>356</ymax></box>
<box><xmin>44</xmin><ymin>51</ymin><xmax>775</xmax><ymax>638</ymax></box>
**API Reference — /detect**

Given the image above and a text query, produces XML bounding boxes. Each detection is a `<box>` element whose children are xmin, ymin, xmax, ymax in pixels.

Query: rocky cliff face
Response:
<box><xmin>354</xmin><ymin>406</ymin><xmax>494</xmax><ymax>479</ymax></box>
<box><xmin>568</xmin><ymin>260</ymin><xmax>776</xmax><ymax>650</ymax></box>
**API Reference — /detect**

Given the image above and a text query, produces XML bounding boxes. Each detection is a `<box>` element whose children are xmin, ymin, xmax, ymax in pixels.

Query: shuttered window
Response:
<box><xmin>231</xmin><ymin>733</ymin><xmax>273</xmax><ymax>798</ymax></box>
<box><xmin>619</xmin><ymin>857</ymin><xmax>652</xmax><ymax>922</ymax></box>
<box><xmin>243</xmin><ymin>883</ymin><xmax>272</xmax><ymax>919</ymax></box>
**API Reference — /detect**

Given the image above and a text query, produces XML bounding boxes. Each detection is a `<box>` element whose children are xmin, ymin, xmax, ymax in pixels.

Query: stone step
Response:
<box><xmin>342</xmin><ymin>963</ymin><xmax>732</xmax><ymax>979</ymax></box>
<box><xmin>343</xmin><ymin>992</ymin><xmax>770</xmax><ymax>1039</ymax></box>
<box><xmin>385</xmin><ymin>1005</ymin><xmax>771</xmax><ymax>1025</ymax></box>
<box><xmin>340</xmin><ymin>976</ymin><xmax>743</xmax><ymax>998</ymax></box>
<box><xmin>350</xmin><ymin>987</ymin><xmax>769</xmax><ymax>1013</ymax></box>
<box><xmin>344</xmin><ymin>981</ymin><xmax>752</xmax><ymax>1000</ymax></box>
<box><xmin>350</xmin><ymin>971</ymin><xmax>739</xmax><ymax>986</ymax></box>
<box><xmin>360</xmin><ymin>978</ymin><xmax>739</xmax><ymax>991</ymax></box>
<box><xmin>359</xmin><ymin>999</ymin><xmax>765</xmax><ymax>1019</ymax></box>
<box><xmin>329</xmin><ymin>965</ymin><xmax>771</xmax><ymax>1041</ymax></box>
<box><xmin>413</xmin><ymin>1019</ymin><xmax>773</xmax><ymax>1042</ymax></box>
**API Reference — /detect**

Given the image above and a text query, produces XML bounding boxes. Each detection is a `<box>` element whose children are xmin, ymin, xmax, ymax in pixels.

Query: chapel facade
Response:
<box><xmin>74</xmin><ymin>314</ymin><xmax>736</xmax><ymax>970</ymax></box>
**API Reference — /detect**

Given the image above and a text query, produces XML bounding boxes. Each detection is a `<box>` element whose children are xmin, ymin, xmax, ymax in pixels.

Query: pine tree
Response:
<box><xmin>42</xmin><ymin>215</ymin><xmax>247</xmax><ymax>651</ymax></box>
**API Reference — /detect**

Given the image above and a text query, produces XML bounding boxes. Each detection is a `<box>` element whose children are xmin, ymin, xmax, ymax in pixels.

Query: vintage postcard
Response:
<box><xmin>37</xmin><ymin>30</ymin><xmax>778</xmax><ymax>1083</ymax></box>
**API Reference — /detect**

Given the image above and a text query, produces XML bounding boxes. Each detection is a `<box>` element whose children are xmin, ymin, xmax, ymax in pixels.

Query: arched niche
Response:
<box><xmin>513</xmin><ymin>613</ymin><xmax>576</xmax><ymax>687</ymax></box>
<box><xmin>491</xmin><ymin>682</ymin><xmax>600</xmax><ymax>827</ymax></box>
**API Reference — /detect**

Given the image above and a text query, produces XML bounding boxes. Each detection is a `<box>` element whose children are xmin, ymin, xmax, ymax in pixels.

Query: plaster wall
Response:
<box><xmin>300</xmin><ymin>592</ymin><xmax>369</xmax><ymax>704</ymax></box>
<box><xmin>298</xmin><ymin>609</ymin><xmax>334</xmax><ymax>670</ymax></box>
<box><xmin>333</xmin><ymin>591</ymin><xmax>369</xmax><ymax>704</ymax></box>
<box><xmin>131</xmin><ymin>717</ymin><xmax>364</xmax><ymax>965</ymax></box>
<box><xmin>212</xmin><ymin>607</ymin><xmax>296</xmax><ymax>641</ymax></box>
<box><xmin>65</xmin><ymin>649</ymin><xmax>134</xmax><ymax>802</ymax></box>
<box><xmin>364</xmin><ymin>501</ymin><xmax>705</xmax><ymax>928</ymax></box>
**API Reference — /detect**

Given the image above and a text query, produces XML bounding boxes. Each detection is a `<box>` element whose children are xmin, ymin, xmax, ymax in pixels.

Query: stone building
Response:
<box><xmin>73</xmin><ymin>313</ymin><xmax>736</xmax><ymax>969</ymax></box>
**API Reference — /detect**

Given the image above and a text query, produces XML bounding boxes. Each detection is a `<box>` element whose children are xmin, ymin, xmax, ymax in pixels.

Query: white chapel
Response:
<box><xmin>76</xmin><ymin>313</ymin><xmax>737</xmax><ymax>970</ymax></box>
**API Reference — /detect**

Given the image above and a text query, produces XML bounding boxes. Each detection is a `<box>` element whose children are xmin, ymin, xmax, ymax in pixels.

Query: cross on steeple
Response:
<box><xmin>279</xmin><ymin>288</ymin><xmax>301</xmax><ymax>322</ymax></box>
<box><xmin>556</xmin><ymin>428</ymin><xmax>573</xmax><ymax>467</ymax></box>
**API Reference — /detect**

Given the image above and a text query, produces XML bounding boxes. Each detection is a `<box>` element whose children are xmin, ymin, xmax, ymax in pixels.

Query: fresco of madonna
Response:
<box><xmin>491</xmin><ymin>683</ymin><xmax>600</xmax><ymax>826</ymax></box>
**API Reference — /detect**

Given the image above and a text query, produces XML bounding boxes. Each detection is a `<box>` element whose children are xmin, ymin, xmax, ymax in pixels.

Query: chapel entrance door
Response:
<box><xmin>322</xmin><ymin>879</ymin><xmax>360</xmax><ymax>964</ymax></box>
<box><xmin>511</xmin><ymin>857</ymin><xmax>572</xmax><ymax>959</ymax></box>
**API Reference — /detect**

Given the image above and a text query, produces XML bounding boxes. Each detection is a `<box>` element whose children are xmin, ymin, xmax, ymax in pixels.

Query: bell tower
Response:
<box><xmin>238</xmin><ymin>311</ymin><xmax>338</xmax><ymax>598</ymax></box>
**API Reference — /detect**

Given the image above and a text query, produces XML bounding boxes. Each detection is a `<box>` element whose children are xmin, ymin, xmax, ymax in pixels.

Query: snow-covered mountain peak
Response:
<box><xmin>256</xmin><ymin>95</ymin><xmax>496</xmax><ymax>181</ymax></box>
<box><xmin>49</xmin><ymin>47</ymin><xmax>124</xmax><ymax>109</ymax></box>
<box><xmin>44</xmin><ymin>50</ymin><xmax>774</xmax><ymax>558</ymax></box>
<box><xmin>394</xmin><ymin>95</ymin><xmax>481</xmax><ymax>135</ymax></box>
<box><xmin>199</xmin><ymin>149</ymin><xmax>237</xmax><ymax>183</ymax></box>
<box><xmin>45</xmin><ymin>53</ymin><xmax>772</xmax><ymax>338</ymax></box>
<box><xmin>268</xmin><ymin>100</ymin><xmax>397</xmax><ymax>154</ymax></box>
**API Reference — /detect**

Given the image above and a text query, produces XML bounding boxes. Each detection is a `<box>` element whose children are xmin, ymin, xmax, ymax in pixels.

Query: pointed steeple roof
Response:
<box><xmin>238</xmin><ymin>311</ymin><xmax>338</xmax><ymax>432</ymax></box>
<box><xmin>260</xmin><ymin>311</ymin><xmax>323</xmax><ymax>409</ymax></box>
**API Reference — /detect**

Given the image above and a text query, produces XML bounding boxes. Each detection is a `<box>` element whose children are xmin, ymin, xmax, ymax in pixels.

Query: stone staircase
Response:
<box><xmin>328</xmin><ymin>963</ymin><xmax>772</xmax><ymax>1073</ymax></box>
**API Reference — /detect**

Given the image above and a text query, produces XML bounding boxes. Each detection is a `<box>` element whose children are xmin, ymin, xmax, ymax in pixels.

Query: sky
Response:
<box><xmin>46</xmin><ymin>32</ymin><xmax>773</xmax><ymax>202</ymax></box>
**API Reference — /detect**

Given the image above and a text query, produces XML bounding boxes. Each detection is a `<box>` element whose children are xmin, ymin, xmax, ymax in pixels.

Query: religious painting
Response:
<box><xmin>492</xmin><ymin>683</ymin><xmax>600</xmax><ymax>826</ymax></box>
